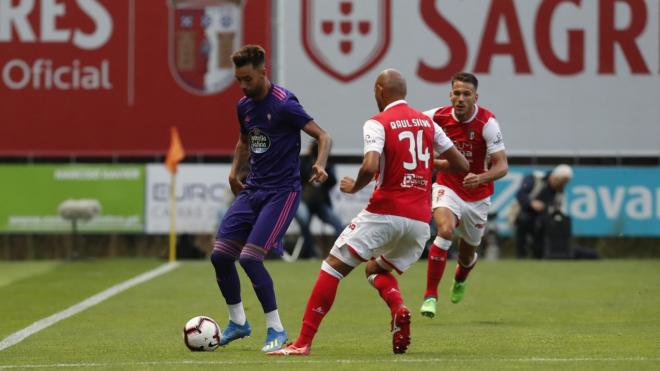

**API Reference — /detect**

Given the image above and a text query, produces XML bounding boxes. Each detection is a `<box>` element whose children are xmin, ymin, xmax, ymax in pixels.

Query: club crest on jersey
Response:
<box><xmin>248</xmin><ymin>128</ymin><xmax>271</xmax><ymax>154</ymax></box>
<box><xmin>301</xmin><ymin>0</ymin><xmax>391</xmax><ymax>82</ymax></box>
<box><xmin>168</xmin><ymin>0</ymin><xmax>244</xmax><ymax>95</ymax></box>
<box><xmin>469</xmin><ymin>130</ymin><xmax>475</xmax><ymax>140</ymax></box>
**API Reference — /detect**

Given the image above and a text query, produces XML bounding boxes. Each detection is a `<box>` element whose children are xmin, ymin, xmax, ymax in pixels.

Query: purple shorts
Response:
<box><xmin>216</xmin><ymin>188</ymin><xmax>300</xmax><ymax>255</ymax></box>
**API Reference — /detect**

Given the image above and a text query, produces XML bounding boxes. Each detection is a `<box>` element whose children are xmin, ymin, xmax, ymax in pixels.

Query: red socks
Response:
<box><xmin>370</xmin><ymin>272</ymin><xmax>403</xmax><ymax>314</ymax></box>
<box><xmin>294</xmin><ymin>270</ymin><xmax>339</xmax><ymax>347</ymax></box>
<box><xmin>455</xmin><ymin>254</ymin><xmax>478</xmax><ymax>282</ymax></box>
<box><xmin>424</xmin><ymin>244</ymin><xmax>448</xmax><ymax>298</ymax></box>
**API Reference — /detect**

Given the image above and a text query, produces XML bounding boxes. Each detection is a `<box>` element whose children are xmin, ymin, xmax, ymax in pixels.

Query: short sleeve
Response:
<box><xmin>282</xmin><ymin>95</ymin><xmax>313</xmax><ymax>129</ymax></box>
<box><xmin>483</xmin><ymin>117</ymin><xmax>505</xmax><ymax>154</ymax></box>
<box><xmin>433</xmin><ymin>122</ymin><xmax>454</xmax><ymax>156</ymax></box>
<box><xmin>363</xmin><ymin>120</ymin><xmax>385</xmax><ymax>154</ymax></box>
<box><xmin>423</xmin><ymin>107</ymin><xmax>439</xmax><ymax>121</ymax></box>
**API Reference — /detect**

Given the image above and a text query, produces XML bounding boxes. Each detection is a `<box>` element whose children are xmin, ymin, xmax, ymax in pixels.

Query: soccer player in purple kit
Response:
<box><xmin>211</xmin><ymin>45</ymin><xmax>332</xmax><ymax>352</ymax></box>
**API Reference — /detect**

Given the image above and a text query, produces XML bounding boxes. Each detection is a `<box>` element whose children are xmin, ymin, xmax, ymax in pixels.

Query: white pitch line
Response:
<box><xmin>0</xmin><ymin>262</ymin><xmax>180</xmax><ymax>352</ymax></box>
<box><xmin>0</xmin><ymin>357</ymin><xmax>659</xmax><ymax>369</ymax></box>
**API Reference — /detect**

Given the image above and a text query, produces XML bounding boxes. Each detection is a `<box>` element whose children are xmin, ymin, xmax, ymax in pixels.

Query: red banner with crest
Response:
<box><xmin>0</xmin><ymin>0</ymin><xmax>270</xmax><ymax>157</ymax></box>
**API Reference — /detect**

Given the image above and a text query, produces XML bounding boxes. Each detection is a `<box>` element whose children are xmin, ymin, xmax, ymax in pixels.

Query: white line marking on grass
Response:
<box><xmin>0</xmin><ymin>262</ymin><xmax>180</xmax><ymax>352</ymax></box>
<box><xmin>0</xmin><ymin>357</ymin><xmax>659</xmax><ymax>369</ymax></box>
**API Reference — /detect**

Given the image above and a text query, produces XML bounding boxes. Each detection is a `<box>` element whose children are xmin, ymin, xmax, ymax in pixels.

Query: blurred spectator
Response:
<box><xmin>513</xmin><ymin>164</ymin><xmax>573</xmax><ymax>259</ymax></box>
<box><xmin>176</xmin><ymin>233</ymin><xmax>206</xmax><ymax>259</ymax></box>
<box><xmin>295</xmin><ymin>141</ymin><xmax>344</xmax><ymax>258</ymax></box>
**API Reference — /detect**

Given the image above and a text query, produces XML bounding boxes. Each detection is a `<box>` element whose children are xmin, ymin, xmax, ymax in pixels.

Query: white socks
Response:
<box><xmin>265</xmin><ymin>309</ymin><xmax>284</xmax><ymax>332</ymax></box>
<box><xmin>228</xmin><ymin>303</ymin><xmax>284</xmax><ymax>331</ymax></box>
<box><xmin>228</xmin><ymin>302</ymin><xmax>247</xmax><ymax>326</ymax></box>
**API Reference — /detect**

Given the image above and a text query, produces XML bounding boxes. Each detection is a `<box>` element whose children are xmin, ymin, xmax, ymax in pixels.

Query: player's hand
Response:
<box><xmin>530</xmin><ymin>200</ymin><xmax>546</xmax><ymax>212</ymax></box>
<box><xmin>309</xmin><ymin>164</ymin><xmax>328</xmax><ymax>184</ymax></box>
<box><xmin>340</xmin><ymin>177</ymin><xmax>356</xmax><ymax>193</ymax></box>
<box><xmin>228</xmin><ymin>175</ymin><xmax>246</xmax><ymax>196</ymax></box>
<box><xmin>462</xmin><ymin>173</ymin><xmax>481</xmax><ymax>189</ymax></box>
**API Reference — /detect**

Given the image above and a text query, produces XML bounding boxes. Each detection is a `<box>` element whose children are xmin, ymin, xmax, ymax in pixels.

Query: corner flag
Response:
<box><xmin>165</xmin><ymin>127</ymin><xmax>185</xmax><ymax>174</ymax></box>
<box><xmin>165</xmin><ymin>127</ymin><xmax>185</xmax><ymax>262</ymax></box>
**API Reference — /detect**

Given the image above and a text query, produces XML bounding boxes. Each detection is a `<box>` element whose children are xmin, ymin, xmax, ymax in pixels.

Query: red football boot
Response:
<box><xmin>266</xmin><ymin>342</ymin><xmax>311</xmax><ymax>356</ymax></box>
<box><xmin>391</xmin><ymin>305</ymin><xmax>411</xmax><ymax>354</ymax></box>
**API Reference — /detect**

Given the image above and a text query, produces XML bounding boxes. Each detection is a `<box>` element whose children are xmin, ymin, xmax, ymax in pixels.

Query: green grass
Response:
<box><xmin>0</xmin><ymin>261</ymin><xmax>59</xmax><ymax>288</ymax></box>
<box><xmin>0</xmin><ymin>259</ymin><xmax>659</xmax><ymax>370</ymax></box>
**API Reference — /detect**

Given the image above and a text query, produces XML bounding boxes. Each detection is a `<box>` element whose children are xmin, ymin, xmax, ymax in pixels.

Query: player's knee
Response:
<box><xmin>364</xmin><ymin>259</ymin><xmax>389</xmax><ymax>277</ymax></box>
<box><xmin>237</xmin><ymin>244</ymin><xmax>266</xmax><ymax>266</ymax></box>
<box><xmin>436</xmin><ymin>223</ymin><xmax>455</xmax><ymax>240</ymax></box>
<box><xmin>364</xmin><ymin>262</ymin><xmax>380</xmax><ymax>277</ymax></box>
<box><xmin>210</xmin><ymin>249</ymin><xmax>236</xmax><ymax>270</ymax></box>
<box><xmin>211</xmin><ymin>240</ymin><xmax>241</xmax><ymax>262</ymax></box>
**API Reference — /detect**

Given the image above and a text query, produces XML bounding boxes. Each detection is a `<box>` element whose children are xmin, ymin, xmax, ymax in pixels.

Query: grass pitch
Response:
<box><xmin>0</xmin><ymin>258</ymin><xmax>659</xmax><ymax>370</ymax></box>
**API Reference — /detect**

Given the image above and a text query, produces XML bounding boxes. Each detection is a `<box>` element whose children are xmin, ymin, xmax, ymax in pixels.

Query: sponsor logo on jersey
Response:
<box><xmin>301</xmin><ymin>0</ymin><xmax>391</xmax><ymax>82</ymax></box>
<box><xmin>493</xmin><ymin>132</ymin><xmax>503</xmax><ymax>145</ymax></box>
<box><xmin>168</xmin><ymin>0</ymin><xmax>243</xmax><ymax>95</ymax></box>
<box><xmin>248</xmin><ymin>128</ymin><xmax>271</xmax><ymax>154</ymax></box>
<box><xmin>401</xmin><ymin>173</ymin><xmax>428</xmax><ymax>189</ymax></box>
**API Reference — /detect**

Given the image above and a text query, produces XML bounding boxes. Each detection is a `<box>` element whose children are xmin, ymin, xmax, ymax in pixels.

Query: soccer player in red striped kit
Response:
<box><xmin>268</xmin><ymin>69</ymin><xmax>469</xmax><ymax>356</ymax></box>
<box><xmin>420</xmin><ymin>72</ymin><xmax>508</xmax><ymax>318</ymax></box>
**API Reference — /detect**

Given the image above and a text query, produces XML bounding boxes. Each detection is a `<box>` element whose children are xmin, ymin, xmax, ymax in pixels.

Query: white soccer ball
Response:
<box><xmin>183</xmin><ymin>316</ymin><xmax>222</xmax><ymax>351</ymax></box>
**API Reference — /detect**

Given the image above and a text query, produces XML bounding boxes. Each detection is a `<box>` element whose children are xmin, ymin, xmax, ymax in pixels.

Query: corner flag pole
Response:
<box><xmin>165</xmin><ymin>126</ymin><xmax>185</xmax><ymax>263</ymax></box>
<box><xmin>169</xmin><ymin>173</ymin><xmax>177</xmax><ymax>263</ymax></box>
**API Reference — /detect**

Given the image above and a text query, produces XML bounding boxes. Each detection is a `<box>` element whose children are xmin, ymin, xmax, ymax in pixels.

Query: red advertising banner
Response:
<box><xmin>0</xmin><ymin>0</ymin><xmax>270</xmax><ymax>156</ymax></box>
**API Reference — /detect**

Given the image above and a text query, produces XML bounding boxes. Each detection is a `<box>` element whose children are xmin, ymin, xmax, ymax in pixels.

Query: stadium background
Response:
<box><xmin>1</xmin><ymin>2</ymin><xmax>659</xmax><ymax>370</ymax></box>
<box><xmin>1</xmin><ymin>0</ymin><xmax>659</xmax><ymax>258</ymax></box>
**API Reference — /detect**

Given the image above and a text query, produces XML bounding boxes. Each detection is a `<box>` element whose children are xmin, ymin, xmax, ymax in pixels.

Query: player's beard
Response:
<box><xmin>242</xmin><ymin>88</ymin><xmax>255</xmax><ymax>98</ymax></box>
<box><xmin>243</xmin><ymin>80</ymin><xmax>266</xmax><ymax>99</ymax></box>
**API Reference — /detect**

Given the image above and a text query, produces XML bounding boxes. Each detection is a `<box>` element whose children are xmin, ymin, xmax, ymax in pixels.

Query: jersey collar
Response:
<box><xmin>452</xmin><ymin>104</ymin><xmax>479</xmax><ymax>123</ymax></box>
<box><xmin>383</xmin><ymin>100</ymin><xmax>407</xmax><ymax>111</ymax></box>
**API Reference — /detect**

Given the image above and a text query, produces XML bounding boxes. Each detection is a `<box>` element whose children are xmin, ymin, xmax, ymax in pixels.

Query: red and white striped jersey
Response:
<box><xmin>363</xmin><ymin>100</ymin><xmax>453</xmax><ymax>222</ymax></box>
<box><xmin>424</xmin><ymin>104</ymin><xmax>505</xmax><ymax>202</ymax></box>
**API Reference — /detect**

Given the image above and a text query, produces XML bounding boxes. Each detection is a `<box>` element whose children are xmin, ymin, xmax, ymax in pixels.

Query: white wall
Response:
<box><xmin>277</xmin><ymin>0</ymin><xmax>660</xmax><ymax>156</ymax></box>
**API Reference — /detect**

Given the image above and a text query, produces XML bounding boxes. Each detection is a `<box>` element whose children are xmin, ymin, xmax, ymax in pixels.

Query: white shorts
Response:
<box><xmin>330</xmin><ymin>210</ymin><xmax>430</xmax><ymax>274</ymax></box>
<box><xmin>431</xmin><ymin>184</ymin><xmax>490</xmax><ymax>246</ymax></box>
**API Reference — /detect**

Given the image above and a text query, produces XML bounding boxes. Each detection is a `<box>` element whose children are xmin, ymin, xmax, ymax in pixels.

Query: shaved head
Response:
<box><xmin>374</xmin><ymin>69</ymin><xmax>407</xmax><ymax>112</ymax></box>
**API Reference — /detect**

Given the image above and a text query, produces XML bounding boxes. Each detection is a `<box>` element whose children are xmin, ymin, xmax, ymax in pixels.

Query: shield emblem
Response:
<box><xmin>302</xmin><ymin>0</ymin><xmax>391</xmax><ymax>82</ymax></box>
<box><xmin>168</xmin><ymin>0</ymin><xmax>243</xmax><ymax>95</ymax></box>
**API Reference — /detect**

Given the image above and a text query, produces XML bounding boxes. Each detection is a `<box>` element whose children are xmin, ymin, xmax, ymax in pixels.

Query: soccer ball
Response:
<box><xmin>182</xmin><ymin>316</ymin><xmax>222</xmax><ymax>351</ymax></box>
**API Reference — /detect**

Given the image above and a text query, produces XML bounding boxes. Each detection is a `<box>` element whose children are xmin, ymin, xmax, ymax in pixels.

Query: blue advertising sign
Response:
<box><xmin>492</xmin><ymin>166</ymin><xmax>660</xmax><ymax>237</ymax></box>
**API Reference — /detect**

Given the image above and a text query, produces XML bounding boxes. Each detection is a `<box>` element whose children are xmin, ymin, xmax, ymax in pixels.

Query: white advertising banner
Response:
<box><xmin>146</xmin><ymin>164</ymin><xmax>233</xmax><ymax>234</ymax></box>
<box><xmin>276</xmin><ymin>0</ymin><xmax>660</xmax><ymax>156</ymax></box>
<box><xmin>145</xmin><ymin>163</ymin><xmax>366</xmax><ymax>235</ymax></box>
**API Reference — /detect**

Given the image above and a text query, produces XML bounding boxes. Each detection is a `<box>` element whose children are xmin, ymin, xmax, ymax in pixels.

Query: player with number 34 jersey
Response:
<box><xmin>269</xmin><ymin>69</ymin><xmax>468</xmax><ymax>356</ymax></box>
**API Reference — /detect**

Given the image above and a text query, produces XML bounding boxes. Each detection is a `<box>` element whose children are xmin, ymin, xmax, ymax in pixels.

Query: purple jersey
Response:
<box><xmin>237</xmin><ymin>84</ymin><xmax>313</xmax><ymax>191</ymax></box>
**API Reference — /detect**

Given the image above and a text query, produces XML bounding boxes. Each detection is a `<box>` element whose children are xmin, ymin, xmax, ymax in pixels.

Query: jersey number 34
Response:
<box><xmin>398</xmin><ymin>130</ymin><xmax>430</xmax><ymax>170</ymax></box>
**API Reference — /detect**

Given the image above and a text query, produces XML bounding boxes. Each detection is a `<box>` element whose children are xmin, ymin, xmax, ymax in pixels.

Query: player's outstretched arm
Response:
<box><xmin>340</xmin><ymin>151</ymin><xmax>379</xmax><ymax>194</ymax></box>
<box><xmin>303</xmin><ymin>120</ymin><xmax>332</xmax><ymax>183</ymax></box>
<box><xmin>228</xmin><ymin>134</ymin><xmax>249</xmax><ymax>196</ymax></box>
